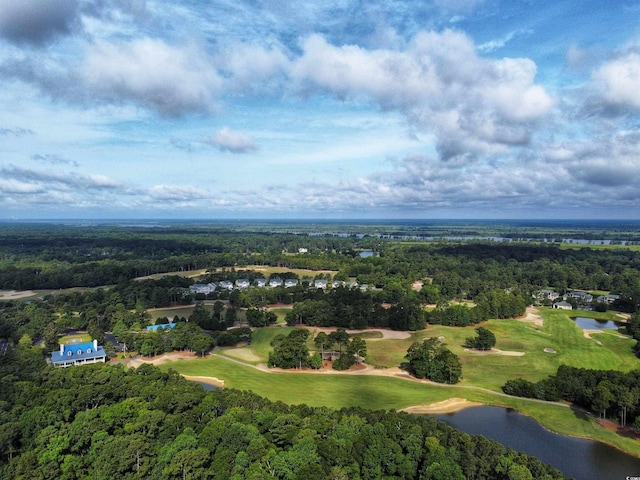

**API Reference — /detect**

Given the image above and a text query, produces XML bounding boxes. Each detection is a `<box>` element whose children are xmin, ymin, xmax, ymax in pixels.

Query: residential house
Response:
<box><xmin>553</xmin><ymin>301</ymin><xmax>573</xmax><ymax>310</ymax></box>
<box><xmin>218</xmin><ymin>280</ymin><xmax>234</xmax><ymax>291</ymax></box>
<box><xmin>565</xmin><ymin>291</ymin><xmax>593</xmax><ymax>304</ymax></box>
<box><xmin>51</xmin><ymin>339</ymin><xmax>106</xmax><ymax>367</ymax></box>
<box><xmin>235</xmin><ymin>279</ymin><xmax>250</xmax><ymax>289</ymax></box>
<box><xmin>255</xmin><ymin>278</ymin><xmax>267</xmax><ymax>288</ymax></box>
<box><xmin>537</xmin><ymin>289</ymin><xmax>560</xmax><ymax>301</ymax></box>
<box><xmin>284</xmin><ymin>279</ymin><xmax>298</xmax><ymax>288</ymax></box>
<box><xmin>269</xmin><ymin>278</ymin><xmax>283</xmax><ymax>288</ymax></box>
<box><xmin>596</xmin><ymin>294</ymin><xmax>620</xmax><ymax>304</ymax></box>
<box><xmin>314</xmin><ymin>279</ymin><xmax>328</xmax><ymax>289</ymax></box>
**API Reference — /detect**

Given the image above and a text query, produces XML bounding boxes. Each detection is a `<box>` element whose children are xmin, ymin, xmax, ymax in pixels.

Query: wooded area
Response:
<box><xmin>0</xmin><ymin>349</ymin><xmax>567</xmax><ymax>479</ymax></box>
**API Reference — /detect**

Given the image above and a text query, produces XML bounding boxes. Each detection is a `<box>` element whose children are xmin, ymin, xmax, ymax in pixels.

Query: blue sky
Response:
<box><xmin>1</xmin><ymin>0</ymin><xmax>639</xmax><ymax>219</ymax></box>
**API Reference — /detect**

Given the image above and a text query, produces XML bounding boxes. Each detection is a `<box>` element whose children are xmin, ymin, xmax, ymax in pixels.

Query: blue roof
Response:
<box><xmin>146</xmin><ymin>322</ymin><xmax>177</xmax><ymax>332</ymax></box>
<box><xmin>51</xmin><ymin>341</ymin><xmax>105</xmax><ymax>364</ymax></box>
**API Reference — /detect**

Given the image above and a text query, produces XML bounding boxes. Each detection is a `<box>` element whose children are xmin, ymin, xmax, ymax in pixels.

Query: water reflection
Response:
<box><xmin>433</xmin><ymin>406</ymin><xmax>640</xmax><ymax>480</ymax></box>
<box><xmin>574</xmin><ymin>316</ymin><xmax>622</xmax><ymax>331</ymax></box>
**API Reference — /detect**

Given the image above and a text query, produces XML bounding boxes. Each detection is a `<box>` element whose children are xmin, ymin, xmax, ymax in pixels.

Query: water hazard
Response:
<box><xmin>433</xmin><ymin>406</ymin><xmax>640</xmax><ymax>480</ymax></box>
<box><xmin>573</xmin><ymin>316</ymin><xmax>622</xmax><ymax>331</ymax></box>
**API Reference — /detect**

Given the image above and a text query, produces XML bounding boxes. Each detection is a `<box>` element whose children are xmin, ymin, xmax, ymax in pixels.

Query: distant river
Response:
<box><xmin>432</xmin><ymin>406</ymin><xmax>640</xmax><ymax>480</ymax></box>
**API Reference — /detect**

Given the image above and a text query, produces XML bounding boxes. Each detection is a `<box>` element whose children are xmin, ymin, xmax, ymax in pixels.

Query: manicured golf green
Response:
<box><xmin>161</xmin><ymin>307</ymin><xmax>640</xmax><ymax>456</ymax></box>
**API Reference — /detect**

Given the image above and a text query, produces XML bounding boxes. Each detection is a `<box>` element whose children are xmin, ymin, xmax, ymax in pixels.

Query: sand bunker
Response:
<box><xmin>126</xmin><ymin>351</ymin><xmax>198</xmax><ymax>368</ymax></box>
<box><xmin>401</xmin><ymin>398</ymin><xmax>481</xmax><ymax>414</ymax></box>
<box><xmin>464</xmin><ymin>348</ymin><xmax>525</xmax><ymax>356</ymax></box>
<box><xmin>182</xmin><ymin>375</ymin><xmax>225</xmax><ymax>388</ymax></box>
<box><xmin>517</xmin><ymin>306</ymin><xmax>544</xmax><ymax>327</ymax></box>
<box><xmin>310</xmin><ymin>326</ymin><xmax>411</xmax><ymax>340</ymax></box>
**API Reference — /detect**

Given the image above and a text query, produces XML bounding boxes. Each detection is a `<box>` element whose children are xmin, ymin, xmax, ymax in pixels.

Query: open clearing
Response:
<box><xmin>0</xmin><ymin>290</ymin><xmax>39</xmax><ymax>300</ymax></box>
<box><xmin>134</xmin><ymin>268</ymin><xmax>208</xmax><ymax>281</ymax></box>
<box><xmin>59</xmin><ymin>333</ymin><xmax>91</xmax><ymax>344</ymax></box>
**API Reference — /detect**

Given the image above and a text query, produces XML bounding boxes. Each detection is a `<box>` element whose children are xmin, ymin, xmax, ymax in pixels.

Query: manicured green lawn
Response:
<box><xmin>161</xmin><ymin>308</ymin><xmax>640</xmax><ymax>456</ymax></box>
<box><xmin>59</xmin><ymin>333</ymin><xmax>91</xmax><ymax>344</ymax></box>
<box><xmin>241</xmin><ymin>326</ymin><xmax>298</xmax><ymax>361</ymax></box>
<box><xmin>365</xmin><ymin>332</ymin><xmax>422</xmax><ymax>367</ymax></box>
<box><xmin>163</xmin><ymin>353</ymin><xmax>640</xmax><ymax>456</ymax></box>
<box><xmin>214</xmin><ymin>309</ymin><xmax>638</xmax><ymax>391</ymax></box>
<box><xmin>267</xmin><ymin>307</ymin><xmax>293</xmax><ymax>324</ymax></box>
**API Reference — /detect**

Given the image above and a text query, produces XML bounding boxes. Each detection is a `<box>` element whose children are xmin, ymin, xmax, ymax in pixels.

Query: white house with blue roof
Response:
<box><xmin>51</xmin><ymin>339</ymin><xmax>106</xmax><ymax>368</ymax></box>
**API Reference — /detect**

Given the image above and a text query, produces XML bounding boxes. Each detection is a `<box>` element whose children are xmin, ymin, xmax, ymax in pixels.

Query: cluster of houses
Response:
<box><xmin>189</xmin><ymin>278</ymin><xmax>367</xmax><ymax>296</ymax></box>
<box><xmin>536</xmin><ymin>289</ymin><xmax>620</xmax><ymax>310</ymax></box>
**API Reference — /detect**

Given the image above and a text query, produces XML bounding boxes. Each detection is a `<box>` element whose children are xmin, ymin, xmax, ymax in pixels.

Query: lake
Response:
<box><xmin>573</xmin><ymin>316</ymin><xmax>622</xmax><ymax>331</ymax></box>
<box><xmin>433</xmin><ymin>406</ymin><xmax>640</xmax><ymax>480</ymax></box>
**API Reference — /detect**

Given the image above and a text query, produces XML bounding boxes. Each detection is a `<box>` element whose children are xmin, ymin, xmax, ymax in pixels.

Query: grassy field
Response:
<box><xmin>189</xmin><ymin>308</ymin><xmax>638</xmax><ymax>384</ymax></box>
<box><xmin>267</xmin><ymin>306</ymin><xmax>293</xmax><ymax>324</ymax></box>
<box><xmin>134</xmin><ymin>269</ymin><xmax>209</xmax><ymax>281</ymax></box>
<box><xmin>59</xmin><ymin>333</ymin><xmax>91</xmax><ymax>344</ymax></box>
<box><xmin>159</xmin><ymin>307</ymin><xmax>640</xmax><ymax>456</ymax></box>
<box><xmin>214</xmin><ymin>265</ymin><xmax>339</xmax><ymax>279</ymax></box>
<box><xmin>162</xmin><ymin>352</ymin><xmax>640</xmax><ymax>456</ymax></box>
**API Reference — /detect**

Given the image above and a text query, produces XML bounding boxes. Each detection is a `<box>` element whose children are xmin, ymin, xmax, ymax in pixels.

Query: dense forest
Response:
<box><xmin>502</xmin><ymin>363</ymin><xmax>640</xmax><ymax>428</ymax></box>
<box><xmin>0</xmin><ymin>347</ymin><xmax>567</xmax><ymax>479</ymax></box>
<box><xmin>0</xmin><ymin>224</ymin><xmax>639</xmax><ymax>314</ymax></box>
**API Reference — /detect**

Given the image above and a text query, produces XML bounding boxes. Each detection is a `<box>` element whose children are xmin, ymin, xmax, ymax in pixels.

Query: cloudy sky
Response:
<box><xmin>1</xmin><ymin>0</ymin><xmax>639</xmax><ymax>220</ymax></box>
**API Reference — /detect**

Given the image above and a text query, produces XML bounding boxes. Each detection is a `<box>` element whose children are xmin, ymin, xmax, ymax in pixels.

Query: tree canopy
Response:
<box><xmin>404</xmin><ymin>338</ymin><xmax>462</xmax><ymax>384</ymax></box>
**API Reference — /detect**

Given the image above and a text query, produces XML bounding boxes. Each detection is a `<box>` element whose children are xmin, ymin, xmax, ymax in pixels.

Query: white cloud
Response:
<box><xmin>82</xmin><ymin>38</ymin><xmax>222</xmax><ymax>116</ymax></box>
<box><xmin>147</xmin><ymin>185</ymin><xmax>211</xmax><ymax>201</ymax></box>
<box><xmin>218</xmin><ymin>43</ymin><xmax>289</xmax><ymax>91</ymax></box>
<box><xmin>0</xmin><ymin>178</ymin><xmax>45</xmax><ymax>194</ymax></box>
<box><xmin>592</xmin><ymin>52</ymin><xmax>640</xmax><ymax>109</ymax></box>
<box><xmin>292</xmin><ymin>31</ymin><xmax>553</xmax><ymax>161</ymax></box>
<box><xmin>205</xmin><ymin>127</ymin><xmax>258</xmax><ymax>154</ymax></box>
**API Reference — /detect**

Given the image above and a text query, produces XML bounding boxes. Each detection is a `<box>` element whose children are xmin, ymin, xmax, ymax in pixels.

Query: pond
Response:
<box><xmin>359</xmin><ymin>250</ymin><xmax>378</xmax><ymax>257</ymax></box>
<box><xmin>433</xmin><ymin>406</ymin><xmax>640</xmax><ymax>480</ymax></box>
<box><xmin>194</xmin><ymin>381</ymin><xmax>220</xmax><ymax>390</ymax></box>
<box><xmin>573</xmin><ymin>316</ymin><xmax>622</xmax><ymax>331</ymax></box>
